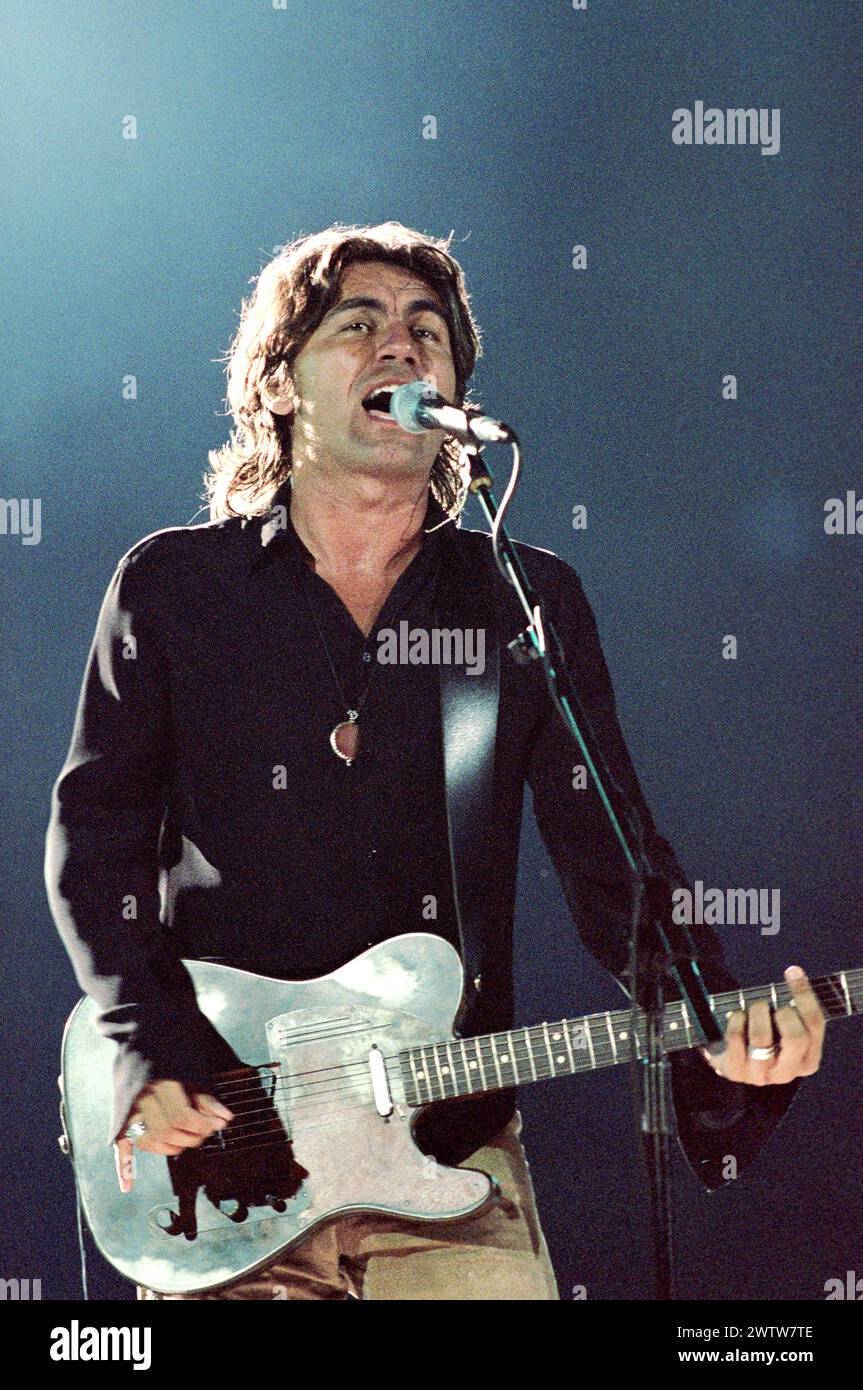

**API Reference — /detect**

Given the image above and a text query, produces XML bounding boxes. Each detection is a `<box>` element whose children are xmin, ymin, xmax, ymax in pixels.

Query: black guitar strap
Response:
<box><xmin>435</xmin><ymin>530</ymin><xmax>501</xmax><ymax>1035</ymax></box>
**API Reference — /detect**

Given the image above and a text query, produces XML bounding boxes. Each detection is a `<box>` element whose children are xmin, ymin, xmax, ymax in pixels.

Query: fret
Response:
<box><xmin>616</xmin><ymin>1020</ymin><xmax>636</xmax><ymax>1060</ymax></box>
<box><xmin>541</xmin><ymin>1021</ymin><xmax>556</xmax><ymax>1075</ymax></box>
<box><xmin>445</xmin><ymin>1041</ymin><xmax>464</xmax><ymax>1096</ymax></box>
<box><xmin>488</xmin><ymin>1034</ymin><xmax>504</xmax><ymax>1088</ymax></box>
<box><xmin>431</xmin><ymin>1043</ymin><xmax>447</xmax><ymax>1099</ymax></box>
<box><xmin>583</xmin><ymin>1017</ymin><xmax>597</xmax><ymax>1070</ymax></box>
<box><xmin>473</xmin><ymin>1036</ymin><xmax>488</xmax><ymax>1090</ymax></box>
<box><xmin>458</xmin><ymin>1038</ymin><xmax>476</xmax><ymax>1094</ymax></box>
<box><xmin>523</xmin><ymin>1028</ymin><xmax>538</xmax><ymax>1081</ymax></box>
<box><xmin>500</xmin><ymin>1030</ymin><xmax>518</xmax><ymax>1084</ymax></box>
<box><xmin>562</xmin><ymin>1020</ymin><xmax>576</xmax><ymax>1073</ymax></box>
<box><xmin>416</xmin><ymin>1046</ymin><xmax>433</xmax><ymax>1103</ymax></box>
<box><xmin>408</xmin><ymin>1049</ymin><xmax>426</xmax><ymax>1104</ymax></box>
<box><xmin>547</xmin><ymin>1024</ymin><xmax>568</xmax><ymax>1072</ymax></box>
<box><xmin>569</xmin><ymin>1020</ymin><xmax>589</xmax><ymax>1068</ymax></box>
<box><xmin>605</xmin><ymin>1012</ymin><xmax>618</xmax><ymax>1064</ymax></box>
<box><xmin>680</xmin><ymin>1001</ymin><xmax>692</xmax><ymax>1047</ymax></box>
<box><xmin>840</xmin><ymin>972</ymin><xmax>852</xmax><ymax>1016</ymax></box>
<box><xmin>459</xmin><ymin>1038</ymin><xmax>475</xmax><ymax>1093</ymax></box>
<box><xmin>818</xmin><ymin>977</ymin><xmax>843</xmax><ymax>1016</ymax></box>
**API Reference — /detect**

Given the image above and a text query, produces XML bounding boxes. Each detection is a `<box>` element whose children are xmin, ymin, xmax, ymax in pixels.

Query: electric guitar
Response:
<box><xmin>59</xmin><ymin>933</ymin><xmax>861</xmax><ymax>1295</ymax></box>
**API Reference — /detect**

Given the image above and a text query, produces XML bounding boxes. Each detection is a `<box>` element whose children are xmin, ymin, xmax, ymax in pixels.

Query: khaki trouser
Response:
<box><xmin>137</xmin><ymin>1110</ymin><xmax>559</xmax><ymax>1301</ymax></box>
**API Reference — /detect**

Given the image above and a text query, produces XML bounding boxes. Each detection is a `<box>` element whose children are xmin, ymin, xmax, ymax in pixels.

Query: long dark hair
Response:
<box><xmin>205</xmin><ymin>221</ymin><xmax>483</xmax><ymax>520</ymax></box>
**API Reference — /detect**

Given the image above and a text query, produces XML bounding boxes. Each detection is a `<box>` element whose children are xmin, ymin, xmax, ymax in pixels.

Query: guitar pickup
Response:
<box><xmin>368</xmin><ymin>1044</ymin><xmax>393</xmax><ymax>1117</ymax></box>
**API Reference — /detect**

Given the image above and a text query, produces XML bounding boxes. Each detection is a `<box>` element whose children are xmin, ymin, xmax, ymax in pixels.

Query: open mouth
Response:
<box><xmin>361</xmin><ymin>384</ymin><xmax>407</xmax><ymax>421</ymax></box>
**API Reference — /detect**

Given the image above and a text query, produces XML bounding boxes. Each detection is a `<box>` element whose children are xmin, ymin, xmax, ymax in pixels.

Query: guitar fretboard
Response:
<box><xmin>398</xmin><ymin>969</ymin><xmax>862</xmax><ymax>1106</ymax></box>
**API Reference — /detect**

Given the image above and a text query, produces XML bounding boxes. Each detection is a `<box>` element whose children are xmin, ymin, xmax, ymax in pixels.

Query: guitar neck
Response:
<box><xmin>399</xmin><ymin>968</ymin><xmax>863</xmax><ymax>1106</ymax></box>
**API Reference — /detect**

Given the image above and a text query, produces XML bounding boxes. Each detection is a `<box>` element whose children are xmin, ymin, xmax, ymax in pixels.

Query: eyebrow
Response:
<box><xmin>323</xmin><ymin>294</ymin><xmax>450</xmax><ymax>328</ymax></box>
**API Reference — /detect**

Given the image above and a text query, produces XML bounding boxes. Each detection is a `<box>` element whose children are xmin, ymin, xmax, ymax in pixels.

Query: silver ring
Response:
<box><xmin>124</xmin><ymin>1120</ymin><xmax>148</xmax><ymax>1140</ymax></box>
<box><xmin>747</xmin><ymin>1044</ymin><xmax>779</xmax><ymax>1061</ymax></box>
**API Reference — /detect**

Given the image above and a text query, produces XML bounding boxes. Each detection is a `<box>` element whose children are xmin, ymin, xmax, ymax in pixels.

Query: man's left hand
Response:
<box><xmin>700</xmin><ymin>965</ymin><xmax>825</xmax><ymax>1085</ymax></box>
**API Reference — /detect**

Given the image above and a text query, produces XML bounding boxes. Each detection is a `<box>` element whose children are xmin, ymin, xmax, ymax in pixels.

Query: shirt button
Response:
<box><xmin>361</xmin><ymin>650</ymin><xmax>372</xmax><ymax>663</ymax></box>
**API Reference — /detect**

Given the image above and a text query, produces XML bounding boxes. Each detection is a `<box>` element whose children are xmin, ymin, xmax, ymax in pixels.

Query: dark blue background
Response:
<box><xmin>2</xmin><ymin>0</ymin><xmax>860</xmax><ymax>1301</ymax></box>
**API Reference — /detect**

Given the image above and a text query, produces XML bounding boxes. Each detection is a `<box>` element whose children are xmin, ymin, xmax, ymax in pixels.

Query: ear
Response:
<box><xmin>262</xmin><ymin>389</ymin><xmax>294</xmax><ymax>417</ymax></box>
<box><xmin>261</xmin><ymin>364</ymin><xmax>295</xmax><ymax>417</ymax></box>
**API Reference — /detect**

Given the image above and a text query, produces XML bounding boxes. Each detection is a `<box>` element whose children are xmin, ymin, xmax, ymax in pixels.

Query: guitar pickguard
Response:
<box><xmin>154</xmin><ymin>1067</ymin><xmax>309</xmax><ymax>1242</ymax></box>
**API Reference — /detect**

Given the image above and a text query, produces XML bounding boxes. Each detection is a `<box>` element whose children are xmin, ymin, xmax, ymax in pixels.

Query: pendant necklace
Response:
<box><xmin>294</xmin><ymin>507</ymin><xmax>435</xmax><ymax>765</ymax></box>
<box><xmin>296</xmin><ymin>578</ymin><xmax>380</xmax><ymax>767</ymax></box>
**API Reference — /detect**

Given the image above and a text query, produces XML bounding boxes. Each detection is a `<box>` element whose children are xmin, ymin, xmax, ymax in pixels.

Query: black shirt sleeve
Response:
<box><xmin>524</xmin><ymin>553</ymin><xmax>798</xmax><ymax>1192</ymax></box>
<box><xmin>45</xmin><ymin>547</ymin><xmax>241</xmax><ymax>1147</ymax></box>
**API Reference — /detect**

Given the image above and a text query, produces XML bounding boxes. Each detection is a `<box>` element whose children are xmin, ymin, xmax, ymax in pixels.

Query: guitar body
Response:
<box><xmin>61</xmin><ymin>934</ymin><xmax>497</xmax><ymax>1295</ymax></box>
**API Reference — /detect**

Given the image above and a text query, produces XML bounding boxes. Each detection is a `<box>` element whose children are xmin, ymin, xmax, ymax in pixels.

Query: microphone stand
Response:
<box><xmin>455</xmin><ymin>432</ymin><xmax>725</xmax><ymax>1300</ymax></box>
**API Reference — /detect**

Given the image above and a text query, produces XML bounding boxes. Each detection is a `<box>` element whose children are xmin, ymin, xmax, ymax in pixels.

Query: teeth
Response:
<box><xmin>364</xmin><ymin>383</ymin><xmax>406</xmax><ymax>412</ymax></box>
<box><xmin>367</xmin><ymin>382</ymin><xmax>407</xmax><ymax>397</ymax></box>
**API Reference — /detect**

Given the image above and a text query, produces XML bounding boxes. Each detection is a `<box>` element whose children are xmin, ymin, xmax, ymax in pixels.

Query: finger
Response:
<box><xmin>194</xmin><ymin>1092</ymin><xmax>235</xmax><ymax>1122</ymax></box>
<box><xmin>114</xmin><ymin>1139</ymin><xmax>136</xmax><ymax>1193</ymax></box>
<box><xmin>140</xmin><ymin>1086</ymin><xmax>226</xmax><ymax>1141</ymax></box>
<box><xmin>739</xmin><ymin>999</ymin><xmax>778</xmax><ymax>1085</ymax></box>
<box><xmin>143</xmin><ymin>1123</ymin><xmax>216</xmax><ymax>1150</ymax></box>
<box><xmin>700</xmin><ymin>1046</ymin><xmax>722</xmax><ymax>1074</ymax></box>
<box><xmin>768</xmin><ymin>1005</ymin><xmax>808</xmax><ymax>1083</ymax></box>
<box><xmin>716</xmin><ymin>1008</ymin><xmax>748</xmax><ymax>1081</ymax></box>
<box><xmin>137</xmin><ymin>1140</ymin><xmax>186</xmax><ymax>1156</ymax></box>
<box><xmin>701</xmin><ymin>1009</ymin><xmax>746</xmax><ymax>1080</ymax></box>
<box><xmin>163</xmin><ymin>1107</ymin><xmax>227</xmax><ymax>1139</ymax></box>
<box><xmin>745</xmin><ymin>998</ymin><xmax>774</xmax><ymax>1050</ymax></box>
<box><xmin>784</xmin><ymin>965</ymin><xmax>826</xmax><ymax>1073</ymax></box>
<box><xmin>134</xmin><ymin>1110</ymin><xmax>223</xmax><ymax>1152</ymax></box>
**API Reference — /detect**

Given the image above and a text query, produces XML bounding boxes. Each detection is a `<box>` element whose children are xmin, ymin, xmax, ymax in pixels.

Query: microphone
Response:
<box><xmin>389</xmin><ymin>380</ymin><xmax>512</xmax><ymax>444</ymax></box>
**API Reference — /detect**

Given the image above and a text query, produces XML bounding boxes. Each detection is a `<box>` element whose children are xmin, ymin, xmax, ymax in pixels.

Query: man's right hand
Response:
<box><xmin>114</xmin><ymin>1080</ymin><xmax>235</xmax><ymax>1193</ymax></box>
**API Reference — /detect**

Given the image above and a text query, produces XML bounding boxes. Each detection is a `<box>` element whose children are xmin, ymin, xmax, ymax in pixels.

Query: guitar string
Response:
<box><xmin>183</xmin><ymin>1008</ymin><xmax>836</xmax><ymax>1161</ymax></box>
<box><xmin>183</xmin><ymin>1032</ymin><xmax>843</xmax><ymax>1157</ymax></box>
<box><xmin>183</xmin><ymin>997</ymin><xmax>856</xmax><ymax>1154</ymax></box>
<box><xmin>144</xmin><ymin>975</ymin><xmax>859</xmax><ymax>1157</ymax></box>
<box><xmin>204</xmin><ymin>973</ymin><xmax>860</xmax><ymax>1105</ymax></box>
<box><xmin>200</xmin><ymin>1039</ymin><xmax>616</xmax><ymax>1145</ymax></box>
<box><xmin>213</xmin><ymin>1008</ymin><xmax>817</xmax><ymax>1114</ymax></box>
<box><xmin>203</xmin><ymin>1005</ymin><xmax>859</xmax><ymax>1128</ymax></box>
<box><xmin>210</xmin><ymin>992</ymin><xmax>857</xmax><ymax>1118</ymax></box>
<box><xmin>213</xmin><ymin>1028</ymin><xmax>670</xmax><ymax>1108</ymax></box>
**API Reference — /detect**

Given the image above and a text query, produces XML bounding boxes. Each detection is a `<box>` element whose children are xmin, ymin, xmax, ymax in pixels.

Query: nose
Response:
<box><xmin>375</xmin><ymin>319</ymin><xmax>419</xmax><ymax>368</ymax></box>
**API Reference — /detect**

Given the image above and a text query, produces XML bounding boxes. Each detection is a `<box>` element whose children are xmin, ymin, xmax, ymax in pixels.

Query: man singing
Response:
<box><xmin>45</xmin><ymin>221</ymin><xmax>824</xmax><ymax>1300</ymax></box>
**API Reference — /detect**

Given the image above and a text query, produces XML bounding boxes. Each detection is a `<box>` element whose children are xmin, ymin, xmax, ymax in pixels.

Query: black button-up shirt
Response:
<box><xmin>45</xmin><ymin>477</ymin><xmax>797</xmax><ymax>1180</ymax></box>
